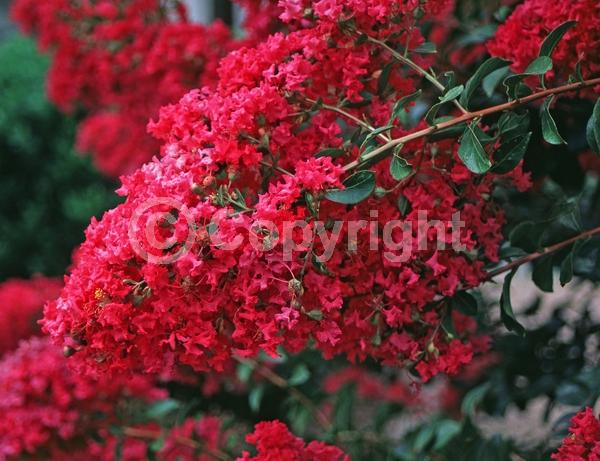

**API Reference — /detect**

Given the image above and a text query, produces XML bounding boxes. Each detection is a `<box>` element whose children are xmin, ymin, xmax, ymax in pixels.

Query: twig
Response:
<box><xmin>485</xmin><ymin>225</ymin><xmax>600</xmax><ymax>280</ymax></box>
<box><xmin>367</xmin><ymin>36</ymin><xmax>469</xmax><ymax>115</ymax></box>
<box><xmin>122</xmin><ymin>427</ymin><xmax>233</xmax><ymax>461</ymax></box>
<box><xmin>304</xmin><ymin>97</ymin><xmax>391</xmax><ymax>142</ymax></box>
<box><xmin>342</xmin><ymin>77</ymin><xmax>600</xmax><ymax>172</ymax></box>
<box><xmin>234</xmin><ymin>356</ymin><xmax>333</xmax><ymax>432</ymax></box>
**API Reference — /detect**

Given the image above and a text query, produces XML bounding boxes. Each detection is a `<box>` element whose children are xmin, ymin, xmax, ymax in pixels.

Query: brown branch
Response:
<box><xmin>122</xmin><ymin>427</ymin><xmax>233</xmax><ymax>461</ymax></box>
<box><xmin>234</xmin><ymin>357</ymin><xmax>333</xmax><ymax>432</ymax></box>
<box><xmin>342</xmin><ymin>77</ymin><xmax>600</xmax><ymax>172</ymax></box>
<box><xmin>485</xmin><ymin>225</ymin><xmax>600</xmax><ymax>280</ymax></box>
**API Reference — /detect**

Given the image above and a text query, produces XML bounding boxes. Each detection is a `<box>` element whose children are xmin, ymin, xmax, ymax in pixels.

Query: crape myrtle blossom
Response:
<box><xmin>552</xmin><ymin>408</ymin><xmax>600</xmax><ymax>460</ymax></box>
<box><xmin>0</xmin><ymin>336</ymin><xmax>164</xmax><ymax>460</ymax></box>
<box><xmin>487</xmin><ymin>0</ymin><xmax>600</xmax><ymax>94</ymax></box>
<box><xmin>0</xmin><ymin>276</ymin><xmax>62</xmax><ymax>356</ymax></box>
<box><xmin>42</xmin><ymin>0</ymin><xmax>530</xmax><ymax>382</ymax></box>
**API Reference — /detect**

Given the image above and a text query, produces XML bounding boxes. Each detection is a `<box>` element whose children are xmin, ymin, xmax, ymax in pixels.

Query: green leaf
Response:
<box><xmin>397</xmin><ymin>194</ymin><xmax>410</xmax><ymax>216</ymax></box>
<box><xmin>249</xmin><ymin>385</ymin><xmax>265</xmax><ymax>412</ymax></box>
<box><xmin>497</xmin><ymin>111</ymin><xmax>530</xmax><ymax>139</ymax></box>
<box><xmin>492</xmin><ymin>132</ymin><xmax>532</xmax><ymax>174</ymax></box>
<box><xmin>532</xmin><ymin>254</ymin><xmax>554</xmax><ymax>292</ymax></box>
<box><xmin>289</xmin><ymin>364</ymin><xmax>311</xmax><ymax>386</ymax></box>
<box><xmin>500</xmin><ymin>269</ymin><xmax>525</xmax><ymax>335</ymax></box>
<box><xmin>361</xmin><ymin>125</ymin><xmax>393</xmax><ymax>151</ymax></box>
<box><xmin>460</xmin><ymin>57</ymin><xmax>511</xmax><ymax>108</ymax></box>
<box><xmin>146</xmin><ymin>399</ymin><xmax>180</xmax><ymax>420</ymax></box>
<box><xmin>306</xmin><ymin>309</ymin><xmax>323</xmax><ymax>321</ymax></box>
<box><xmin>461</xmin><ymin>382</ymin><xmax>491</xmax><ymax>416</ymax></box>
<box><xmin>450</xmin><ymin>291</ymin><xmax>479</xmax><ymax>316</ymax></box>
<box><xmin>538</xmin><ymin>20</ymin><xmax>577</xmax><ymax>87</ymax></box>
<box><xmin>586</xmin><ymin>98</ymin><xmax>600</xmax><ymax>154</ymax></box>
<box><xmin>413</xmin><ymin>42</ymin><xmax>437</xmax><ymax>54</ymax></box>
<box><xmin>390</xmin><ymin>151</ymin><xmax>412</xmax><ymax>181</ymax></box>
<box><xmin>325</xmin><ymin>170</ymin><xmax>376</xmax><ymax>204</ymax></box>
<box><xmin>378</xmin><ymin>62</ymin><xmax>393</xmax><ymax>96</ymax></box>
<box><xmin>458</xmin><ymin>122</ymin><xmax>492</xmax><ymax>174</ymax></box>
<box><xmin>539</xmin><ymin>21</ymin><xmax>577</xmax><ymax>57</ymax></box>
<box><xmin>433</xmin><ymin>420</ymin><xmax>462</xmax><ymax>450</ymax></box>
<box><xmin>315</xmin><ymin>147</ymin><xmax>345</xmax><ymax>158</ymax></box>
<box><xmin>414</xmin><ymin>425</ymin><xmax>436</xmax><ymax>452</ymax></box>
<box><xmin>425</xmin><ymin>85</ymin><xmax>464</xmax><ymax>125</ymax></box>
<box><xmin>541</xmin><ymin>96</ymin><xmax>566</xmax><ymax>145</ymax></box>
<box><xmin>524</xmin><ymin>56</ymin><xmax>553</xmax><ymax>75</ymax></box>
<box><xmin>389</xmin><ymin>90</ymin><xmax>422</xmax><ymax>124</ymax></box>
<box><xmin>559</xmin><ymin>238</ymin><xmax>588</xmax><ymax>286</ymax></box>
<box><xmin>482</xmin><ymin>66</ymin><xmax>510</xmax><ymax>98</ymax></box>
<box><xmin>237</xmin><ymin>361</ymin><xmax>254</xmax><ymax>383</ymax></box>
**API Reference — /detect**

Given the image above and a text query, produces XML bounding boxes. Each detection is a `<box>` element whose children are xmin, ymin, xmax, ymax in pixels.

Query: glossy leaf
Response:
<box><xmin>458</xmin><ymin>122</ymin><xmax>492</xmax><ymax>174</ymax></box>
<box><xmin>325</xmin><ymin>170</ymin><xmax>376</xmax><ymax>204</ymax></box>
<box><xmin>460</xmin><ymin>57</ymin><xmax>511</xmax><ymax>108</ymax></box>
<box><xmin>500</xmin><ymin>269</ymin><xmax>525</xmax><ymax>336</ymax></box>
<box><xmin>541</xmin><ymin>96</ymin><xmax>566</xmax><ymax>145</ymax></box>
<box><xmin>492</xmin><ymin>132</ymin><xmax>532</xmax><ymax>174</ymax></box>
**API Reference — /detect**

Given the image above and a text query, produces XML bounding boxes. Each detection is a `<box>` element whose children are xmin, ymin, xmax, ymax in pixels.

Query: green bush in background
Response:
<box><xmin>0</xmin><ymin>36</ymin><xmax>119</xmax><ymax>280</ymax></box>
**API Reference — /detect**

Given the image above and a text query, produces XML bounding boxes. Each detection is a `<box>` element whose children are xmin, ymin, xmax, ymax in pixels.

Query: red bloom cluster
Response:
<box><xmin>0</xmin><ymin>336</ymin><xmax>163</xmax><ymax>460</ymax></box>
<box><xmin>238</xmin><ymin>420</ymin><xmax>348</xmax><ymax>461</ymax></box>
<box><xmin>42</xmin><ymin>0</ymin><xmax>529</xmax><ymax>382</ymax></box>
<box><xmin>11</xmin><ymin>0</ymin><xmax>233</xmax><ymax>177</ymax></box>
<box><xmin>158</xmin><ymin>416</ymin><xmax>225</xmax><ymax>461</ymax></box>
<box><xmin>552</xmin><ymin>408</ymin><xmax>600</xmax><ymax>461</ymax></box>
<box><xmin>487</xmin><ymin>0</ymin><xmax>600</xmax><ymax>85</ymax></box>
<box><xmin>0</xmin><ymin>276</ymin><xmax>61</xmax><ymax>356</ymax></box>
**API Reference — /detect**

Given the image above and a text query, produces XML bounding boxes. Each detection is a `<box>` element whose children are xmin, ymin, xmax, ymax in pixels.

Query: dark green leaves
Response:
<box><xmin>450</xmin><ymin>291</ymin><xmax>479</xmax><ymax>316</ymax></box>
<box><xmin>504</xmin><ymin>57</ymin><xmax>552</xmax><ymax>99</ymax></box>
<box><xmin>492</xmin><ymin>132</ymin><xmax>531</xmax><ymax>174</ymax></box>
<box><xmin>390</xmin><ymin>145</ymin><xmax>412</xmax><ymax>181</ymax></box>
<box><xmin>425</xmin><ymin>85</ymin><xmax>464</xmax><ymax>125</ymax></box>
<box><xmin>315</xmin><ymin>147</ymin><xmax>345</xmax><ymax>158</ymax></box>
<box><xmin>532</xmin><ymin>254</ymin><xmax>554</xmax><ymax>292</ymax></box>
<box><xmin>413</xmin><ymin>42</ymin><xmax>436</xmax><ymax>54</ymax></box>
<box><xmin>541</xmin><ymin>96</ymin><xmax>566</xmax><ymax>145</ymax></box>
<box><xmin>460</xmin><ymin>57</ymin><xmax>511</xmax><ymax>109</ymax></box>
<box><xmin>458</xmin><ymin>122</ymin><xmax>492</xmax><ymax>174</ymax></box>
<box><xmin>325</xmin><ymin>170</ymin><xmax>375</xmax><ymax>204</ymax></box>
<box><xmin>586</xmin><ymin>98</ymin><xmax>600</xmax><ymax>154</ymax></box>
<box><xmin>539</xmin><ymin>21</ymin><xmax>577</xmax><ymax>58</ymax></box>
<box><xmin>500</xmin><ymin>269</ymin><xmax>525</xmax><ymax>336</ymax></box>
<box><xmin>389</xmin><ymin>89</ymin><xmax>422</xmax><ymax>124</ymax></box>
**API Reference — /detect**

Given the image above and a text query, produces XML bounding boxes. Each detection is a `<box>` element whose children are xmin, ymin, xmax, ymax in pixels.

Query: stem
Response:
<box><xmin>234</xmin><ymin>357</ymin><xmax>333</xmax><ymax>432</ymax></box>
<box><xmin>259</xmin><ymin>160</ymin><xmax>294</xmax><ymax>177</ymax></box>
<box><xmin>367</xmin><ymin>36</ymin><xmax>469</xmax><ymax>115</ymax></box>
<box><xmin>485</xmin><ymin>225</ymin><xmax>600</xmax><ymax>279</ymax></box>
<box><xmin>343</xmin><ymin>77</ymin><xmax>600</xmax><ymax>172</ymax></box>
<box><xmin>122</xmin><ymin>427</ymin><xmax>233</xmax><ymax>461</ymax></box>
<box><xmin>305</xmin><ymin>97</ymin><xmax>391</xmax><ymax>142</ymax></box>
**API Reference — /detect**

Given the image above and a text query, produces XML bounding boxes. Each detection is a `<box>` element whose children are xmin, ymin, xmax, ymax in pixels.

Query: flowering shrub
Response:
<box><xmin>6</xmin><ymin>0</ymin><xmax>600</xmax><ymax>459</ymax></box>
<box><xmin>552</xmin><ymin>408</ymin><xmax>600</xmax><ymax>460</ymax></box>
<box><xmin>0</xmin><ymin>336</ymin><xmax>163</xmax><ymax>460</ymax></box>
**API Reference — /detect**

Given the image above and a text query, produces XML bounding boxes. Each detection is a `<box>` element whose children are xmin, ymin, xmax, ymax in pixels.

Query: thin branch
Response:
<box><xmin>259</xmin><ymin>160</ymin><xmax>294</xmax><ymax>177</ymax></box>
<box><xmin>343</xmin><ymin>77</ymin><xmax>600</xmax><ymax>172</ymax></box>
<box><xmin>122</xmin><ymin>427</ymin><xmax>233</xmax><ymax>461</ymax></box>
<box><xmin>367</xmin><ymin>36</ymin><xmax>469</xmax><ymax>115</ymax></box>
<box><xmin>234</xmin><ymin>356</ymin><xmax>333</xmax><ymax>432</ymax></box>
<box><xmin>304</xmin><ymin>97</ymin><xmax>391</xmax><ymax>142</ymax></box>
<box><xmin>485</xmin><ymin>225</ymin><xmax>600</xmax><ymax>280</ymax></box>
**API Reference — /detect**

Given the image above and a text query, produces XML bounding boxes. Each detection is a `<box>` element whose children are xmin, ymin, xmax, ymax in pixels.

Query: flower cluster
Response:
<box><xmin>11</xmin><ymin>0</ymin><xmax>233</xmax><ymax>177</ymax></box>
<box><xmin>0</xmin><ymin>336</ymin><xmax>163</xmax><ymax>460</ymax></box>
<box><xmin>487</xmin><ymin>0</ymin><xmax>600</xmax><ymax>86</ymax></box>
<box><xmin>0</xmin><ymin>276</ymin><xmax>61</xmax><ymax>356</ymax></box>
<box><xmin>238</xmin><ymin>420</ymin><xmax>348</xmax><ymax>461</ymax></box>
<box><xmin>42</xmin><ymin>0</ymin><xmax>529</xmax><ymax>382</ymax></box>
<box><xmin>552</xmin><ymin>408</ymin><xmax>600</xmax><ymax>460</ymax></box>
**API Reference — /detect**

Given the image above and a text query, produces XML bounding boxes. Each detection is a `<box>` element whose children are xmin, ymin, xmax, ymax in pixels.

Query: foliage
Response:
<box><xmin>2</xmin><ymin>1</ymin><xmax>600</xmax><ymax>460</ymax></box>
